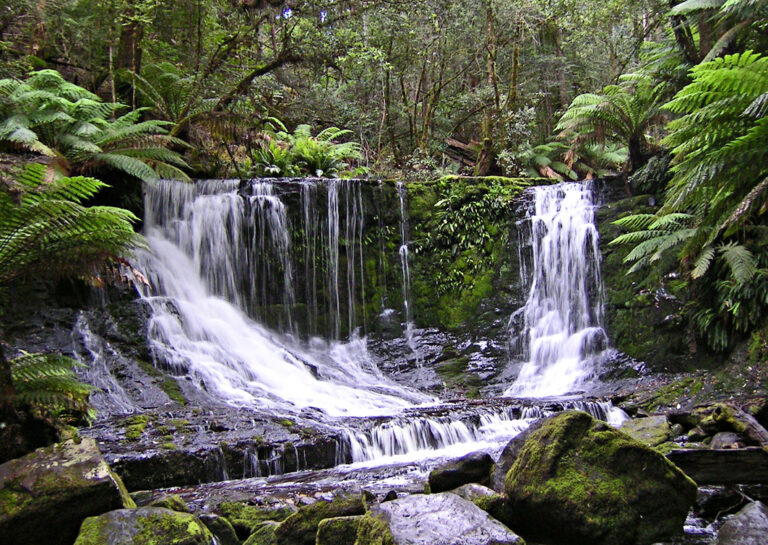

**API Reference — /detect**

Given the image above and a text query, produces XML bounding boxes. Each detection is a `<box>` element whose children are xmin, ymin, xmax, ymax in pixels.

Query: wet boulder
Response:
<box><xmin>218</xmin><ymin>501</ymin><xmax>294</xmax><ymax>539</ymax></box>
<box><xmin>244</xmin><ymin>521</ymin><xmax>279</xmax><ymax>545</ymax></box>
<box><xmin>369</xmin><ymin>492</ymin><xmax>524</xmax><ymax>545</ymax></box>
<box><xmin>273</xmin><ymin>493</ymin><xmax>366</xmax><ymax>545</ymax></box>
<box><xmin>715</xmin><ymin>501</ymin><xmax>768</xmax><ymax>545</ymax></box>
<box><xmin>619</xmin><ymin>415</ymin><xmax>670</xmax><ymax>447</ymax></box>
<box><xmin>491</xmin><ymin>418</ymin><xmax>547</xmax><ymax>491</ymax></box>
<box><xmin>149</xmin><ymin>493</ymin><xmax>189</xmax><ymax>512</ymax></box>
<box><xmin>199</xmin><ymin>513</ymin><xmax>240</xmax><ymax>545</ymax></box>
<box><xmin>428</xmin><ymin>451</ymin><xmax>493</xmax><ymax>493</ymax></box>
<box><xmin>0</xmin><ymin>438</ymin><xmax>134</xmax><ymax>545</ymax></box>
<box><xmin>447</xmin><ymin>483</ymin><xmax>498</xmax><ymax>503</ymax></box>
<box><xmin>74</xmin><ymin>507</ymin><xmax>214</xmax><ymax>545</ymax></box>
<box><xmin>316</xmin><ymin>515</ymin><xmax>363</xmax><ymax>545</ymax></box>
<box><xmin>504</xmin><ymin>411</ymin><xmax>697</xmax><ymax>545</ymax></box>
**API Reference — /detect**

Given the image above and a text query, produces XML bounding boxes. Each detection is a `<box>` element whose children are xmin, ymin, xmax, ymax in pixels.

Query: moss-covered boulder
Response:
<box><xmin>316</xmin><ymin>515</ymin><xmax>362</xmax><ymax>545</ymax></box>
<box><xmin>150</xmin><ymin>494</ymin><xmax>189</xmax><ymax>513</ymax></box>
<box><xmin>504</xmin><ymin>411</ymin><xmax>697</xmax><ymax>545</ymax></box>
<box><xmin>218</xmin><ymin>501</ymin><xmax>294</xmax><ymax>540</ymax></box>
<box><xmin>0</xmin><ymin>438</ymin><xmax>135</xmax><ymax>545</ymax></box>
<box><xmin>354</xmin><ymin>513</ymin><xmax>395</xmax><ymax>545</ymax></box>
<box><xmin>619</xmin><ymin>416</ymin><xmax>671</xmax><ymax>447</ymax></box>
<box><xmin>428</xmin><ymin>452</ymin><xmax>493</xmax><ymax>492</ymax></box>
<box><xmin>243</xmin><ymin>521</ymin><xmax>278</xmax><ymax>545</ymax></box>
<box><xmin>73</xmin><ymin>507</ymin><xmax>214</xmax><ymax>545</ymax></box>
<box><xmin>198</xmin><ymin>514</ymin><xmax>239</xmax><ymax>545</ymax></box>
<box><xmin>273</xmin><ymin>493</ymin><xmax>366</xmax><ymax>545</ymax></box>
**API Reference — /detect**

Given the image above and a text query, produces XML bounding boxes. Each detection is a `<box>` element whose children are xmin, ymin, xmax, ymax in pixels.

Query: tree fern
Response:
<box><xmin>0</xmin><ymin>163</ymin><xmax>143</xmax><ymax>288</ymax></box>
<box><xmin>10</xmin><ymin>352</ymin><xmax>93</xmax><ymax>421</ymax></box>
<box><xmin>0</xmin><ymin>70</ymin><xmax>190</xmax><ymax>182</ymax></box>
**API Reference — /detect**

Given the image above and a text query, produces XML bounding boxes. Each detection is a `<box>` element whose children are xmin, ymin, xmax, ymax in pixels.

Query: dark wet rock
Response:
<box><xmin>199</xmin><ymin>514</ymin><xmax>240</xmax><ymax>545</ymax></box>
<box><xmin>316</xmin><ymin>515</ymin><xmax>363</xmax><ymax>545</ymax></box>
<box><xmin>491</xmin><ymin>417</ymin><xmax>546</xmax><ymax>491</ymax></box>
<box><xmin>273</xmin><ymin>493</ymin><xmax>366</xmax><ymax>545</ymax></box>
<box><xmin>619</xmin><ymin>415</ymin><xmax>670</xmax><ymax>447</ymax></box>
<box><xmin>504</xmin><ymin>411</ymin><xmax>697</xmax><ymax>545</ymax></box>
<box><xmin>715</xmin><ymin>501</ymin><xmax>768</xmax><ymax>545</ymax></box>
<box><xmin>370</xmin><ymin>492</ymin><xmax>524</xmax><ymax>545</ymax></box>
<box><xmin>695</xmin><ymin>487</ymin><xmax>748</xmax><ymax>521</ymax></box>
<box><xmin>710</xmin><ymin>432</ymin><xmax>744</xmax><ymax>449</ymax></box>
<box><xmin>218</xmin><ymin>501</ymin><xmax>294</xmax><ymax>540</ymax></box>
<box><xmin>0</xmin><ymin>438</ymin><xmax>134</xmax><ymax>545</ymax></box>
<box><xmin>149</xmin><ymin>493</ymin><xmax>189</xmax><ymax>512</ymax></box>
<box><xmin>688</xmin><ymin>427</ymin><xmax>709</xmax><ymax>441</ymax></box>
<box><xmin>383</xmin><ymin>490</ymin><xmax>398</xmax><ymax>502</ymax></box>
<box><xmin>73</xmin><ymin>507</ymin><xmax>214</xmax><ymax>545</ymax></box>
<box><xmin>428</xmin><ymin>451</ymin><xmax>493</xmax><ymax>493</ymax></box>
<box><xmin>448</xmin><ymin>483</ymin><xmax>498</xmax><ymax>503</ymax></box>
<box><xmin>87</xmin><ymin>407</ymin><xmax>344</xmax><ymax>490</ymax></box>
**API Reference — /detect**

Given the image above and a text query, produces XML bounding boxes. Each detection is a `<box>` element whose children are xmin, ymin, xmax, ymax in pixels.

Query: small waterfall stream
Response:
<box><xmin>506</xmin><ymin>182</ymin><xmax>610</xmax><ymax>397</ymax></box>
<box><xmin>397</xmin><ymin>181</ymin><xmax>419</xmax><ymax>360</ymax></box>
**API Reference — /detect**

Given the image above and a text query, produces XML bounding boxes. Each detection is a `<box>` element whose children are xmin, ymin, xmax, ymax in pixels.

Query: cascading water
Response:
<box><xmin>506</xmin><ymin>181</ymin><xmax>610</xmax><ymax>397</ymax></box>
<box><xmin>396</xmin><ymin>181</ymin><xmax>419</xmax><ymax>360</ymax></box>
<box><xmin>137</xmin><ymin>179</ymin><xmax>427</xmax><ymax>416</ymax></box>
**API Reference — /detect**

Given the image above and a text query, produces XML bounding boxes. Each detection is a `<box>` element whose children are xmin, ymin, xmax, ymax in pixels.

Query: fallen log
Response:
<box><xmin>666</xmin><ymin>447</ymin><xmax>768</xmax><ymax>485</ymax></box>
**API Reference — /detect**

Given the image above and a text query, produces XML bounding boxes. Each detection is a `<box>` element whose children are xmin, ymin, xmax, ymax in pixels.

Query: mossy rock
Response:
<box><xmin>316</xmin><ymin>515</ymin><xmax>362</xmax><ymax>545</ymax></box>
<box><xmin>273</xmin><ymin>493</ymin><xmax>366</xmax><ymax>545</ymax></box>
<box><xmin>243</xmin><ymin>521</ymin><xmax>279</xmax><ymax>545</ymax></box>
<box><xmin>74</xmin><ymin>507</ymin><xmax>214</xmax><ymax>545</ymax></box>
<box><xmin>218</xmin><ymin>501</ymin><xmax>294</xmax><ymax>540</ymax></box>
<box><xmin>0</xmin><ymin>438</ymin><xmax>135</xmax><ymax>545</ymax></box>
<box><xmin>198</xmin><ymin>514</ymin><xmax>240</xmax><ymax>545</ymax></box>
<box><xmin>619</xmin><ymin>416</ymin><xmax>671</xmax><ymax>447</ymax></box>
<box><xmin>353</xmin><ymin>513</ymin><xmax>395</xmax><ymax>545</ymax></box>
<box><xmin>504</xmin><ymin>411</ymin><xmax>697</xmax><ymax>545</ymax></box>
<box><xmin>150</xmin><ymin>494</ymin><xmax>189</xmax><ymax>513</ymax></box>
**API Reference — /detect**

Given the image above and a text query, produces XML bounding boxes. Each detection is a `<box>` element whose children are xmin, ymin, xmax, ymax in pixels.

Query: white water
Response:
<box><xmin>396</xmin><ymin>181</ymin><xmax>420</xmax><ymax>361</ymax></box>
<box><xmin>137</xmin><ymin>180</ymin><xmax>428</xmax><ymax>416</ymax></box>
<box><xmin>507</xmin><ymin>182</ymin><xmax>610</xmax><ymax>397</ymax></box>
<box><xmin>342</xmin><ymin>400</ymin><xmax>626</xmax><ymax>467</ymax></box>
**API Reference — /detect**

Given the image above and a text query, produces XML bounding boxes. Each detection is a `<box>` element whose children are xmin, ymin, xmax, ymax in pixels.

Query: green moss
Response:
<box><xmin>134</xmin><ymin>359</ymin><xmax>188</xmax><ymax>405</ymax></box>
<box><xmin>218</xmin><ymin>502</ymin><xmax>293</xmax><ymax>540</ymax></box>
<box><xmin>316</xmin><ymin>516</ymin><xmax>362</xmax><ymax>545</ymax></box>
<box><xmin>124</xmin><ymin>414</ymin><xmax>150</xmax><ymax>441</ymax></box>
<box><xmin>75</xmin><ymin>508</ymin><xmax>213</xmax><ymax>545</ymax></box>
<box><xmin>277</xmin><ymin>418</ymin><xmax>295</xmax><ymax>429</ymax></box>
<box><xmin>243</xmin><ymin>522</ymin><xmax>278</xmax><ymax>545</ymax></box>
<box><xmin>505</xmin><ymin>411</ymin><xmax>697</xmax><ymax>545</ymax></box>
<box><xmin>354</xmin><ymin>513</ymin><xmax>395</xmax><ymax>545</ymax></box>
<box><xmin>274</xmin><ymin>494</ymin><xmax>366</xmax><ymax>545</ymax></box>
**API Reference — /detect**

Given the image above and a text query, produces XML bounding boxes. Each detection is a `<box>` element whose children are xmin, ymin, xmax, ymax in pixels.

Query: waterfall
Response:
<box><xmin>136</xmin><ymin>179</ymin><xmax>428</xmax><ymax>416</ymax></box>
<box><xmin>397</xmin><ymin>181</ymin><xmax>419</xmax><ymax>360</ymax></box>
<box><xmin>506</xmin><ymin>182</ymin><xmax>610</xmax><ymax>397</ymax></box>
<box><xmin>340</xmin><ymin>400</ymin><xmax>625</xmax><ymax>466</ymax></box>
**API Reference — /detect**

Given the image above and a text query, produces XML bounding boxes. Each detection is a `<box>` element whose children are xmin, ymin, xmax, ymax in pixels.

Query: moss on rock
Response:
<box><xmin>316</xmin><ymin>515</ymin><xmax>362</xmax><ymax>545</ymax></box>
<box><xmin>150</xmin><ymin>494</ymin><xmax>189</xmax><ymax>513</ymax></box>
<box><xmin>504</xmin><ymin>411</ymin><xmax>697</xmax><ymax>545</ymax></box>
<box><xmin>0</xmin><ymin>438</ymin><xmax>134</xmax><ymax>545</ymax></box>
<box><xmin>353</xmin><ymin>513</ymin><xmax>395</xmax><ymax>545</ymax></box>
<box><xmin>273</xmin><ymin>493</ymin><xmax>366</xmax><ymax>545</ymax></box>
<box><xmin>243</xmin><ymin>521</ymin><xmax>279</xmax><ymax>545</ymax></box>
<box><xmin>74</xmin><ymin>507</ymin><xmax>213</xmax><ymax>545</ymax></box>
<box><xmin>218</xmin><ymin>501</ymin><xmax>294</xmax><ymax>540</ymax></box>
